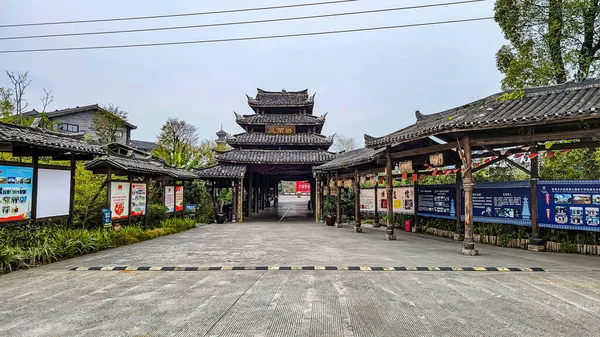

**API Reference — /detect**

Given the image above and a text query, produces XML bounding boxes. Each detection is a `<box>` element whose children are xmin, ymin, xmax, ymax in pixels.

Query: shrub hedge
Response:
<box><xmin>0</xmin><ymin>218</ymin><xmax>196</xmax><ymax>275</ymax></box>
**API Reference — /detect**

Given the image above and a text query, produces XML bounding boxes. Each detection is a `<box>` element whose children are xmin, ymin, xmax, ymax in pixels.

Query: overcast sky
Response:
<box><xmin>1</xmin><ymin>0</ymin><xmax>504</xmax><ymax>145</ymax></box>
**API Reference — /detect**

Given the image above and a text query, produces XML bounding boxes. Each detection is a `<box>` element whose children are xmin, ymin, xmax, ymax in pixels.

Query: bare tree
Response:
<box><xmin>331</xmin><ymin>134</ymin><xmax>357</xmax><ymax>153</ymax></box>
<box><xmin>6</xmin><ymin>71</ymin><xmax>31</xmax><ymax>115</ymax></box>
<box><xmin>39</xmin><ymin>88</ymin><xmax>54</xmax><ymax>112</ymax></box>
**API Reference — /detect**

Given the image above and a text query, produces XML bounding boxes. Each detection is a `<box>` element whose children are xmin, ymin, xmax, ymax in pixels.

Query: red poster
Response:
<box><xmin>175</xmin><ymin>186</ymin><xmax>184</xmax><ymax>212</ymax></box>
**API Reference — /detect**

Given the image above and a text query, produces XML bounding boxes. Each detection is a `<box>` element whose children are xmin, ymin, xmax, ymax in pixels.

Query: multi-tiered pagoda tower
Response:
<box><xmin>196</xmin><ymin>89</ymin><xmax>335</xmax><ymax>222</ymax></box>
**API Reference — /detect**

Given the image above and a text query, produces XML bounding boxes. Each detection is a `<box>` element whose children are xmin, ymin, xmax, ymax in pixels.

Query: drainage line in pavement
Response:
<box><xmin>279</xmin><ymin>205</ymin><xmax>293</xmax><ymax>222</ymax></box>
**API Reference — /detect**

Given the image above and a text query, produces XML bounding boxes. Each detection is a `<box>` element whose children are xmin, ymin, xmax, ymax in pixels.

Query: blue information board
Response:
<box><xmin>470</xmin><ymin>181</ymin><xmax>532</xmax><ymax>227</ymax></box>
<box><xmin>417</xmin><ymin>184</ymin><xmax>457</xmax><ymax>220</ymax></box>
<box><xmin>0</xmin><ymin>165</ymin><xmax>33</xmax><ymax>222</ymax></box>
<box><xmin>102</xmin><ymin>208</ymin><xmax>112</xmax><ymax>227</ymax></box>
<box><xmin>537</xmin><ymin>180</ymin><xmax>600</xmax><ymax>232</ymax></box>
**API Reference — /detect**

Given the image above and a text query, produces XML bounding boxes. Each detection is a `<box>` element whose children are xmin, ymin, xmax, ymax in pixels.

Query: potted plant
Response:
<box><xmin>323</xmin><ymin>196</ymin><xmax>336</xmax><ymax>226</ymax></box>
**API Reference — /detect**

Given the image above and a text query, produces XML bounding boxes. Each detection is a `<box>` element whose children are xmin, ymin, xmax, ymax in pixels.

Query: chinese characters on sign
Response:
<box><xmin>0</xmin><ymin>165</ymin><xmax>33</xmax><ymax>222</ymax></box>
<box><xmin>164</xmin><ymin>186</ymin><xmax>175</xmax><ymax>212</ymax></box>
<box><xmin>296</xmin><ymin>181</ymin><xmax>310</xmax><ymax>194</ymax></box>
<box><xmin>470</xmin><ymin>182</ymin><xmax>531</xmax><ymax>226</ymax></box>
<box><xmin>110</xmin><ymin>182</ymin><xmax>130</xmax><ymax>220</ymax></box>
<box><xmin>265</xmin><ymin>125</ymin><xmax>296</xmax><ymax>135</ymax></box>
<box><xmin>538</xmin><ymin>181</ymin><xmax>600</xmax><ymax>232</ymax></box>
<box><xmin>359</xmin><ymin>189</ymin><xmax>376</xmax><ymax>213</ymax></box>
<box><xmin>377</xmin><ymin>187</ymin><xmax>415</xmax><ymax>215</ymax></box>
<box><xmin>175</xmin><ymin>186</ymin><xmax>184</xmax><ymax>212</ymax></box>
<box><xmin>130</xmin><ymin>183</ymin><xmax>147</xmax><ymax>217</ymax></box>
<box><xmin>417</xmin><ymin>185</ymin><xmax>457</xmax><ymax>220</ymax></box>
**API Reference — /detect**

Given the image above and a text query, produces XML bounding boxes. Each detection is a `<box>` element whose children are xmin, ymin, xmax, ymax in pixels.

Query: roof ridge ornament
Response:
<box><xmin>415</xmin><ymin>110</ymin><xmax>424</xmax><ymax>121</ymax></box>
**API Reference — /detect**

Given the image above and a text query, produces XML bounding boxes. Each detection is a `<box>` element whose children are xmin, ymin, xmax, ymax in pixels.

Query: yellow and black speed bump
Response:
<box><xmin>71</xmin><ymin>266</ymin><xmax>546</xmax><ymax>272</ymax></box>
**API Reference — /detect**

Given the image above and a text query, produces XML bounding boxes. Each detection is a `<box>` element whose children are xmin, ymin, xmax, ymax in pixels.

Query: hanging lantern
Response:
<box><xmin>344</xmin><ymin>179</ymin><xmax>353</xmax><ymax>189</ymax></box>
<box><xmin>337</xmin><ymin>180</ymin><xmax>343</xmax><ymax>187</ymax></box>
<box><xmin>429</xmin><ymin>153</ymin><xmax>444</xmax><ymax>167</ymax></box>
<box><xmin>329</xmin><ymin>179</ymin><xmax>335</xmax><ymax>189</ymax></box>
<box><xmin>360</xmin><ymin>176</ymin><xmax>366</xmax><ymax>185</ymax></box>
<box><xmin>399</xmin><ymin>160</ymin><xmax>413</xmax><ymax>173</ymax></box>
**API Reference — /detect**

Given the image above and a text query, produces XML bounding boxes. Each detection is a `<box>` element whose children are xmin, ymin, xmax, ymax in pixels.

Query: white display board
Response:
<box><xmin>379</xmin><ymin>187</ymin><xmax>416</xmax><ymax>215</ymax></box>
<box><xmin>393</xmin><ymin>187</ymin><xmax>415</xmax><ymax>215</ymax></box>
<box><xmin>110</xmin><ymin>182</ymin><xmax>130</xmax><ymax>220</ymax></box>
<box><xmin>164</xmin><ymin>186</ymin><xmax>175</xmax><ymax>212</ymax></box>
<box><xmin>36</xmin><ymin>168</ymin><xmax>71</xmax><ymax>218</ymax></box>
<box><xmin>359</xmin><ymin>189</ymin><xmax>376</xmax><ymax>213</ymax></box>
<box><xmin>130</xmin><ymin>183</ymin><xmax>146</xmax><ymax>217</ymax></box>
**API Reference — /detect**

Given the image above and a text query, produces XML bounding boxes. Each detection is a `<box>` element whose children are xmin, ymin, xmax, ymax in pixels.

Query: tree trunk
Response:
<box><xmin>578</xmin><ymin>0</ymin><xmax>600</xmax><ymax>79</ymax></box>
<box><xmin>548</xmin><ymin>0</ymin><xmax>567</xmax><ymax>83</ymax></box>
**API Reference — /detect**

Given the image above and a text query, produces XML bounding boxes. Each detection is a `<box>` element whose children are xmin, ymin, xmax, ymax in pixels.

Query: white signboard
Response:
<box><xmin>379</xmin><ymin>187</ymin><xmax>415</xmax><ymax>215</ymax></box>
<box><xmin>110</xmin><ymin>182</ymin><xmax>130</xmax><ymax>220</ymax></box>
<box><xmin>164</xmin><ymin>186</ymin><xmax>175</xmax><ymax>212</ymax></box>
<box><xmin>359</xmin><ymin>189</ymin><xmax>375</xmax><ymax>213</ymax></box>
<box><xmin>393</xmin><ymin>187</ymin><xmax>415</xmax><ymax>215</ymax></box>
<box><xmin>37</xmin><ymin>168</ymin><xmax>71</xmax><ymax>218</ymax></box>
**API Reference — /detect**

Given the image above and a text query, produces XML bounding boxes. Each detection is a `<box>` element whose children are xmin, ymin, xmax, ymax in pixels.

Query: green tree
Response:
<box><xmin>0</xmin><ymin>87</ymin><xmax>14</xmax><ymax>117</ymax></box>
<box><xmin>495</xmin><ymin>0</ymin><xmax>600</xmax><ymax>89</ymax></box>
<box><xmin>92</xmin><ymin>104</ymin><xmax>128</xmax><ymax>145</ymax></box>
<box><xmin>153</xmin><ymin>118</ymin><xmax>214</xmax><ymax>169</ymax></box>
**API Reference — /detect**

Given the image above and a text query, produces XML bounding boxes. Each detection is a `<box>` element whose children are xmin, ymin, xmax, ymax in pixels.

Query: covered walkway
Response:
<box><xmin>245</xmin><ymin>195</ymin><xmax>314</xmax><ymax>222</ymax></box>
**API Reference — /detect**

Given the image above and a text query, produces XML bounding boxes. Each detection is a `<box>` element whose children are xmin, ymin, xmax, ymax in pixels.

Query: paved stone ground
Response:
<box><xmin>1</xmin><ymin>196</ymin><xmax>599</xmax><ymax>336</ymax></box>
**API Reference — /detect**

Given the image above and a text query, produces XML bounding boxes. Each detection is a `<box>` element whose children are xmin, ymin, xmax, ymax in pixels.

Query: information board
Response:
<box><xmin>471</xmin><ymin>182</ymin><xmax>531</xmax><ymax>226</ymax></box>
<box><xmin>0</xmin><ymin>165</ymin><xmax>33</xmax><ymax>222</ymax></box>
<box><xmin>175</xmin><ymin>186</ymin><xmax>184</xmax><ymax>212</ymax></box>
<box><xmin>417</xmin><ymin>185</ymin><xmax>457</xmax><ymax>220</ymax></box>
<box><xmin>37</xmin><ymin>168</ymin><xmax>71</xmax><ymax>218</ymax></box>
<box><xmin>359</xmin><ymin>188</ymin><xmax>375</xmax><ymax>213</ymax></box>
<box><xmin>537</xmin><ymin>181</ymin><xmax>600</xmax><ymax>232</ymax></box>
<box><xmin>392</xmin><ymin>187</ymin><xmax>415</xmax><ymax>214</ymax></box>
<box><xmin>110</xmin><ymin>182</ymin><xmax>130</xmax><ymax>220</ymax></box>
<box><xmin>130</xmin><ymin>183</ymin><xmax>146</xmax><ymax>217</ymax></box>
<box><xmin>164</xmin><ymin>186</ymin><xmax>175</xmax><ymax>212</ymax></box>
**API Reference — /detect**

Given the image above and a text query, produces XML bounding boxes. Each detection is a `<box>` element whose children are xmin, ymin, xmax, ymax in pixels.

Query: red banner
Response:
<box><xmin>296</xmin><ymin>181</ymin><xmax>311</xmax><ymax>194</ymax></box>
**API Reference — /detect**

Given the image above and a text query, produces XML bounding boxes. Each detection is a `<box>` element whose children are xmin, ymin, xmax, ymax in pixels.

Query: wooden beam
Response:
<box><xmin>472</xmin><ymin>154</ymin><xmax>509</xmax><ymax>173</ymax></box>
<box><xmin>385</xmin><ymin>146</ymin><xmax>395</xmax><ymax>240</ymax></box>
<box><xmin>389</xmin><ymin>142</ymin><xmax>457</xmax><ymax>159</ymax></box>
<box><xmin>471</xmin><ymin>129</ymin><xmax>600</xmax><ymax>147</ymax></box>
<box><xmin>482</xmin><ymin>146</ymin><xmax>531</xmax><ymax>175</ymax></box>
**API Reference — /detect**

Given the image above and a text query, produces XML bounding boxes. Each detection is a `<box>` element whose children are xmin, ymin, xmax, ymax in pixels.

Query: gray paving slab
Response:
<box><xmin>1</xmin><ymin>196</ymin><xmax>599</xmax><ymax>336</ymax></box>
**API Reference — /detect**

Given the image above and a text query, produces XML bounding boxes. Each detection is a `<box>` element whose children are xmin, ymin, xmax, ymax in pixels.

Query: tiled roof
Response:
<box><xmin>131</xmin><ymin>139</ymin><xmax>158</xmax><ymax>152</ymax></box>
<box><xmin>247</xmin><ymin>89</ymin><xmax>315</xmax><ymax>107</ymax></box>
<box><xmin>365</xmin><ymin>79</ymin><xmax>600</xmax><ymax>148</ymax></box>
<box><xmin>216</xmin><ymin>149</ymin><xmax>335</xmax><ymax>164</ymax></box>
<box><xmin>227</xmin><ymin>133</ymin><xmax>333</xmax><ymax>146</ymax></box>
<box><xmin>0</xmin><ymin>121</ymin><xmax>104</xmax><ymax>155</ymax></box>
<box><xmin>85</xmin><ymin>155</ymin><xmax>197</xmax><ymax>179</ymax></box>
<box><xmin>24</xmin><ymin>104</ymin><xmax>137</xmax><ymax>129</ymax></box>
<box><xmin>195</xmin><ymin>164</ymin><xmax>246</xmax><ymax>179</ymax></box>
<box><xmin>235</xmin><ymin>112</ymin><xmax>326</xmax><ymax>125</ymax></box>
<box><xmin>314</xmin><ymin>147</ymin><xmax>386</xmax><ymax>172</ymax></box>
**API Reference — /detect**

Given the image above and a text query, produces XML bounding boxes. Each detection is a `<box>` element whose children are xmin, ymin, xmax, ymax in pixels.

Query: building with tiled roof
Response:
<box><xmin>196</xmin><ymin>88</ymin><xmax>334</xmax><ymax>221</ymax></box>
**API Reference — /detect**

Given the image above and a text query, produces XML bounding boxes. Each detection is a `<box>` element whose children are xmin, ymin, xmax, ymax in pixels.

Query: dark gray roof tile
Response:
<box><xmin>314</xmin><ymin>147</ymin><xmax>386</xmax><ymax>172</ymax></box>
<box><xmin>247</xmin><ymin>89</ymin><xmax>314</xmax><ymax>107</ymax></box>
<box><xmin>227</xmin><ymin>133</ymin><xmax>333</xmax><ymax>146</ymax></box>
<box><xmin>365</xmin><ymin>79</ymin><xmax>600</xmax><ymax>148</ymax></box>
<box><xmin>195</xmin><ymin>164</ymin><xmax>246</xmax><ymax>179</ymax></box>
<box><xmin>235</xmin><ymin>112</ymin><xmax>326</xmax><ymax>125</ymax></box>
<box><xmin>216</xmin><ymin>149</ymin><xmax>334</xmax><ymax>164</ymax></box>
<box><xmin>0</xmin><ymin>121</ymin><xmax>104</xmax><ymax>155</ymax></box>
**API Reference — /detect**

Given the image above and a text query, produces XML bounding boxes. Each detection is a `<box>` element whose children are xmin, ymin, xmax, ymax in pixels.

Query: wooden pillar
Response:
<box><xmin>144</xmin><ymin>176</ymin><xmax>150</xmax><ymax>228</ymax></box>
<box><xmin>454</xmin><ymin>164</ymin><xmax>464</xmax><ymax>240</ymax></box>
<box><xmin>529</xmin><ymin>149</ymin><xmax>544</xmax><ymax>249</ymax></box>
<box><xmin>67</xmin><ymin>153</ymin><xmax>76</xmax><ymax>228</ymax></box>
<box><xmin>31</xmin><ymin>150</ymin><xmax>39</xmax><ymax>222</ymax></box>
<box><xmin>246</xmin><ymin>173</ymin><xmax>253</xmax><ymax>217</ymax></box>
<box><xmin>385</xmin><ymin>146</ymin><xmax>396</xmax><ymax>240</ymax></box>
<box><xmin>238</xmin><ymin>178</ymin><xmax>244</xmax><ymax>223</ymax></box>
<box><xmin>462</xmin><ymin>136</ymin><xmax>478</xmax><ymax>255</ymax></box>
<box><xmin>336</xmin><ymin>171</ymin><xmax>343</xmax><ymax>227</ymax></box>
<box><xmin>373</xmin><ymin>176</ymin><xmax>380</xmax><ymax>227</ymax></box>
<box><xmin>413</xmin><ymin>174</ymin><xmax>419</xmax><ymax>230</ymax></box>
<box><xmin>319</xmin><ymin>175</ymin><xmax>325</xmax><ymax>222</ymax></box>
<box><xmin>310</xmin><ymin>178</ymin><xmax>316</xmax><ymax>213</ymax></box>
<box><xmin>354</xmin><ymin>170</ymin><xmax>362</xmax><ymax>233</ymax></box>
<box><xmin>127</xmin><ymin>175</ymin><xmax>133</xmax><ymax>226</ymax></box>
<box><xmin>254</xmin><ymin>174</ymin><xmax>259</xmax><ymax>213</ymax></box>
<box><xmin>231</xmin><ymin>179</ymin><xmax>237</xmax><ymax>223</ymax></box>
